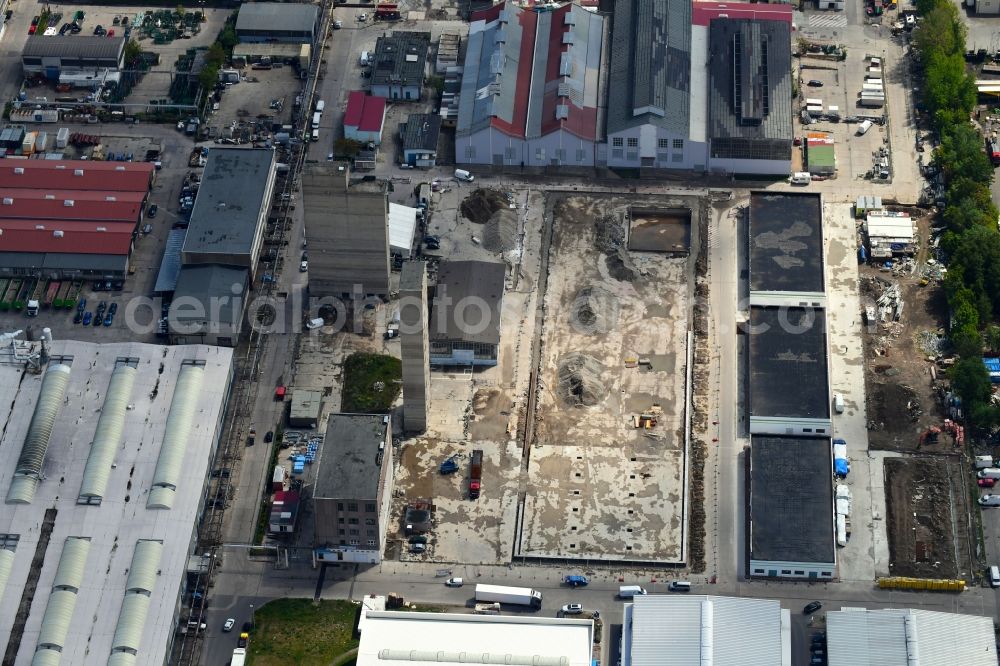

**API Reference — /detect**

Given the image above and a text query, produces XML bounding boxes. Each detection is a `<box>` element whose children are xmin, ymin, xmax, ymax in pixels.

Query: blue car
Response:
<box><xmin>565</xmin><ymin>575</ymin><xmax>589</xmax><ymax>588</ymax></box>
<box><xmin>104</xmin><ymin>312</ymin><xmax>114</xmax><ymax>326</ymax></box>
<box><xmin>82</xmin><ymin>312</ymin><xmax>93</xmax><ymax>326</ymax></box>
<box><xmin>77</xmin><ymin>298</ymin><xmax>86</xmax><ymax>312</ymax></box>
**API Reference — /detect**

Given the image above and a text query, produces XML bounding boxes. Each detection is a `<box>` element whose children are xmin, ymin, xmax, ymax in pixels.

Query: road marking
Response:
<box><xmin>809</xmin><ymin>13</ymin><xmax>848</xmax><ymax>28</ymax></box>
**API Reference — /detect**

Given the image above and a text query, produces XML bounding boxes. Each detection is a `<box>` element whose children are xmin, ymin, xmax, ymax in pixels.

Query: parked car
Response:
<box><xmin>803</xmin><ymin>601</ymin><xmax>823</xmax><ymax>614</ymax></box>
<box><xmin>109</xmin><ymin>303</ymin><xmax>118</xmax><ymax>315</ymax></box>
<box><xmin>408</xmin><ymin>535</ymin><xmax>428</xmax><ymax>545</ymax></box>
<box><xmin>223</xmin><ymin>618</ymin><xmax>235</xmax><ymax>632</ymax></box>
<box><xmin>979</xmin><ymin>478</ymin><xmax>996</xmax><ymax>488</ymax></box>
<box><xmin>807</xmin><ymin>79</ymin><xmax>824</xmax><ymax>87</ymax></box>
<box><xmin>30</xmin><ymin>15</ymin><xmax>39</xmax><ymax>25</ymax></box>
<box><xmin>444</xmin><ymin>577</ymin><xmax>463</xmax><ymax>587</ymax></box>
<box><xmin>409</xmin><ymin>543</ymin><xmax>426</xmax><ymax>553</ymax></box>
<box><xmin>82</xmin><ymin>312</ymin><xmax>93</xmax><ymax>326</ymax></box>
<box><xmin>77</xmin><ymin>298</ymin><xmax>87</xmax><ymax>312</ymax></box>
<box><xmin>148</xmin><ymin>204</ymin><xmax>158</xmax><ymax>218</ymax></box>
<box><xmin>103</xmin><ymin>312</ymin><xmax>114</xmax><ymax>326</ymax></box>
<box><xmin>980</xmin><ymin>494</ymin><xmax>1000</xmax><ymax>506</ymax></box>
<box><xmin>561</xmin><ymin>604</ymin><xmax>584</xmax><ymax>615</ymax></box>
<box><xmin>73</xmin><ymin>311</ymin><xmax>83</xmax><ymax>324</ymax></box>
<box><xmin>264</xmin><ymin>430</ymin><xmax>273</xmax><ymax>443</ymax></box>
<box><xmin>333</xmin><ymin>19</ymin><xmax>342</xmax><ymax>29</ymax></box>
<box><xmin>143</xmin><ymin>223</ymin><xmax>153</xmax><ymax>234</ymax></box>
<box><xmin>564</xmin><ymin>575</ymin><xmax>588</xmax><ymax>587</ymax></box>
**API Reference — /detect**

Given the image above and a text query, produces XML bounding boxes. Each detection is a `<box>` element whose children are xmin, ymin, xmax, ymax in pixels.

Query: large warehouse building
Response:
<box><xmin>622</xmin><ymin>594</ymin><xmax>791</xmax><ymax>666</ymax></box>
<box><xmin>234</xmin><ymin>2</ymin><xmax>319</xmax><ymax>44</ymax></box>
<box><xmin>430</xmin><ymin>260</ymin><xmax>505</xmax><ymax>367</ymax></box>
<box><xmin>171</xmin><ymin>148</ymin><xmax>276</xmax><ymax>346</ymax></box>
<box><xmin>22</xmin><ymin>35</ymin><xmax>126</xmax><ymax>84</ymax></box>
<box><xmin>357</xmin><ymin>612</ymin><xmax>594</xmax><ymax>666</ymax></box>
<box><xmin>457</xmin><ymin>2</ymin><xmax>607</xmax><ymax>168</ymax></box>
<box><xmin>0</xmin><ymin>160</ymin><xmax>154</xmax><ymax>280</ymax></box>
<box><xmin>0</xmin><ymin>339</ymin><xmax>233</xmax><ymax>665</ymax></box>
<box><xmin>748</xmin><ymin>436</ymin><xmax>836</xmax><ymax>580</ymax></box>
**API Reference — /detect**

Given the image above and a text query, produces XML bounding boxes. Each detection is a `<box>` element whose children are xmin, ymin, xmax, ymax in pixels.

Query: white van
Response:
<box><xmin>311</xmin><ymin>128</ymin><xmax>319</xmax><ymax>142</ymax></box>
<box><xmin>454</xmin><ymin>169</ymin><xmax>475</xmax><ymax>182</ymax></box>
<box><xmin>312</xmin><ymin>111</ymin><xmax>322</xmax><ymax>126</ymax></box>
<box><xmin>305</xmin><ymin>317</ymin><xmax>325</xmax><ymax>330</ymax></box>
<box><xmin>360</xmin><ymin>51</ymin><xmax>371</xmax><ymax>66</ymax></box>
<box><xmin>618</xmin><ymin>585</ymin><xmax>647</xmax><ymax>599</ymax></box>
<box><xmin>990</xmin><ymin>566</ymin><xmax>1000</xmax><ymax>587</ymax></box>
<box><xmin>667</xmin><ymin>581</ymin><xmax>691</xmax><ymax>592</ymax></box>
<box><xmin>857</xmin><ymin>119</ymin><xmax>873</xmax><ymax>135</ymax></box>
<box><xmin>978</xmin><ymin>468</ymin><xmax>1000</xmax><ymax>480</ymax></box>
<box><xmin>315</xmin><ymin>100</ymin><xmax>325</xmax><ymax>113</ymax></box>
<box><xmin>976</xmin><ymin>455</ymin><xmax>995</xmax><ymax>470</ymax></box>
<box><xmin>790</xmin><ymin>172</ymin><xmax>812</xmax><ymax>185</ymax></box>
<box><xmin>833</xmin><ymin>393</ymin><xmax>845</xmax><ymax>414</ymax></box>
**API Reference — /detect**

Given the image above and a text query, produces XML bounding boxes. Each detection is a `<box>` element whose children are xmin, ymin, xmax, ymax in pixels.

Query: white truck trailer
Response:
<box><xmin>474</xmin><ymin>584</ymin><xmax>542</xmax><ymax>609</ymax></box>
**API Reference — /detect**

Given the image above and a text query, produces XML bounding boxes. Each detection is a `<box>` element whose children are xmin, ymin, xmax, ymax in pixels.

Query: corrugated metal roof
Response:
<box><xmin>148</xmin><ymin>364</ymin><xmax>204</xmax><ymax>509</ymax></box>
<box><xmin>78</xmin><ymin>365</ymin><xmax>137</xmax><ymax>503</ymax></box>
<box><xmin>22</xmin><ymin>35</ymin><xmax>126</xmax><ymax>62</ymax></box>
<box><xmin>0</xmin><ymin>160</ymin><xmax>153</xmax><ymax>193</ymax></box>
<box><xmin>345</xmin><ymin>92</ymin><xmax>387</xmax><ymax>133</ymax></box>
<box><xmin>388</xmin><ymin>203</ymin><xmax>417</xmax><ymax>256</ymax></box>
<box><xmin>235</xmin><ymin>2</ymin><xmax>318</xmax><ymax>35</ymax></box>
<box><xmin>34</xmin><ymin>537</ymin><xmax>91</xmax><ymax>660</ymax></box>
<box><xmin>153</xmin><ymin>228</ymin><xmax>187</xmax><ymax>294</ymax></box>
<box><xmin>7</xmin><ymin>364</ymin><xmax>72</xmax><ymax>504</ymax></box>
<box><xmin>626</xmin><ymin>595</ymin><xmax>787</xmax><ymax>666</ymax></box>
<box><xmin>0</xmin><ymin>225</ymin><xmax>134</xmax><ymax>256</ymax></box>
<box><xmin>125</xmin><ymin>540</ymin><xmax>163</xmax><ymax>593</ymax></box>
<box><xmin>827</xmin><ymin>608</ymin><xmax>997</xmax><ymax>666</ymax></box>
<box><xmin>0</xmin><ymin>550</ymin><xmax>15</xmax><ymax>608</ymax></box>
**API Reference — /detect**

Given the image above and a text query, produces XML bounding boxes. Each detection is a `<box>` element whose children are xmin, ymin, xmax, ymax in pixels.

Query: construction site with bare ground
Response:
<box><xmin>518</xmin><ymin>193</ymin><xmax>703</xmax><ymax>564</ymax></box>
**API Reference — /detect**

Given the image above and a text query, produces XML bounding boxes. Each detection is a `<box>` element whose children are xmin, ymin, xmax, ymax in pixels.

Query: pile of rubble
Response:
<box><xmin>594</xmin><ymin>213</ymin><xmax>639</xmax><ymax>282</ymax></box>
<box><xmin>461</xmin><ymin>188</ymin><xmax>509</xmax><ymax>224</ymax></box>
<box><xmin>862</xmin><ymin>275</ymin><xmax>904</xmax><ymax>325</ymax></box>
<box><xmin>557</xmin><ymin>353</ymin><xmax>606</xmax><ymax>407</ymax></box>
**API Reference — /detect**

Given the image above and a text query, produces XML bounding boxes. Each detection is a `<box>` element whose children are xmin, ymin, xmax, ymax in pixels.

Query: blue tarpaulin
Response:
<box><xmin>835</xmin><ymin>458</ymin><xmax>850</xmax><ymax>478</ymax></box>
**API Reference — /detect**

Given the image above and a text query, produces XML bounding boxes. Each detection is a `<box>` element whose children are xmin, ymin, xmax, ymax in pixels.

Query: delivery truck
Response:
<box><xmin>231</xmin><ymin>648</ymin><xmax>247</xmax><ymax>666</ymax></box>
<box><xmin>469</xmin><ymin>449</ymin><xmax>483</xmax><ymax>499</ymax></box>
<box><xmin>475</xmin><ymin>584</ymin><xmax>542</xmax><ymax>608</ymax></box>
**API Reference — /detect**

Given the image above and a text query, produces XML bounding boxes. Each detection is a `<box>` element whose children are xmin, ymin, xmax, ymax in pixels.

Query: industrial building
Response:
<box><xmin>289</xmin><ymin>389</ymin><xmax>323</xmax><ymax>428</ymax></box>
<box><xmin>370</xmin><ymin>32</ymin><xmax>430</xmax><ymax>101</ymax></box>
<box><xmin>826</xmin><ymin>607</ymin><xmax>997</xmax><ymax>665</ymax></box>
<box><xmin>400</xmin><ymin>262</ymin><xmax>430</xmax><ymax>432</ymax></box>
<box><xmin>301</xmin><ymin>166</ymin><xmax>389</xmax><ymax>300</ymax></box>
<box><xmin>344</xmin><ymin>91</ymin><xmax>387</xmax><ymax>146</ymax></box>
<box><xmin>749</xmin><ymin>436</ymin><xmax>836</xmax><ymax>580</ymax></box>
<box><xmin>747</xmin><ymin>306</ymin><xmax>831</xmax><ymax>435</ymax></box>
<box><xmin>864</xmin><ymin>211</ymin><xmax>915</xmax><ymax>258</ymax></box>
<box><xmin>430</xmin><ymin>260</ymin><xmax>505</xmax><ymax>367</ymax></box>
<box><xmin>169</xmin><ymin>264</ymin><xmax>248</xmax><ymax>347</ymax></box>
<box><xmin>268</xmin><ymin>489</ymin><xmax>301</xmax><ymax>535</ymax></box>
<box><xmin>180</xmin><ymin>148</ymin><xmax>276</xmax><ymax>274</ymax></box>
<box><xmin>357</xmin><ymin>612</ymin><xmax>594</xmax><ymax>666</ymax></box>
<box><xmin>0</xmin><ymin>339</ymin><xmax>233</xmax><ymax>666</ymax></box>
<box><xmin>22</xmin><ymin>36</ymin><xmax>127</xmax><ymax>83</ymax></box>
<box><xmin>0</xmin><ymin>160</ymin><xmax>154</xmax><ymax>280</ymax></box>
<box><xmin>605</xmin><ymin>0</ymin><xmax>703</xmax><ymax>171</ymax></box>
<box><xmin>457</xmin><ymin>2</ymin><xmax>607</xmax><ymax>167</ymax></box>
<box><xmin>400</xmin><ymin>113</ymin><xmax>441</xmax><ymax>168</ymax></box>
<box><xmin>234</xmin><ymin>2</ymin><xmax>319</xmax><ymax>44</ymax></box>
<box><xmin>749</xmin><ymin>192</ymin><xmax>825</xmax><ymax>297</ymax></box>
<box><xmin>388</xmin><ymin>203</ymin><xmax>418</xmax><ymax>258</ymax></box>
<box><xmin>622</xmin><ymin>595</ymin><xmax>791</xmax><ymax>666</ymax></box>
<box><xmin>706</xmin><ymin>17</ymin><xmax>793</xmax><ymax>175</ymax></box>
<box><xmin>312</xmin><ymin>414</ymin><xmax>394</xmax><ymax>564</ymax></box>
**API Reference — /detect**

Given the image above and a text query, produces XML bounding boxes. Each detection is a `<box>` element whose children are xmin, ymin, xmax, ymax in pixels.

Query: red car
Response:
<box><xmin>979</xmin><ymin>478</ymin><xmax>996</xmax><ymax>488</ymax></box>
<box><xmin>28</xmin><ymin>24</ymin><xmax>36</xmax><ymax>34</ymax></box>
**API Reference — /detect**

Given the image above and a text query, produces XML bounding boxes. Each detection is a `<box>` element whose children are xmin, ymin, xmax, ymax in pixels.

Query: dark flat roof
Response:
<box><xmin>748</xmin><ymin>306</ymin><xmax>829</xmax><ymax>419</ymax></box>
<box><xmin>430</xmin><ymin>260</ymin><xmax>505</xmax><ymax>345</ymax></box>
<box><xmin>371</xmin><ymin>32</ymin><xmax>430</xmax><ymax>88</ymax></box>
<box><xmin>23</xmin><ymin>35</ymin><xmax>126</xmax><ymax>61</ymax></box>
<box><xmin>314</xmin><ymin>414</ymin><xmax>390</xmax><ymax>500</ymax></box>
<box><xmin>749</xmin><ymin>192</ymin><xmax>824</xmax><ymax>293</ymax></box>
<box><xmin>750</xmin><ymin>435</ymin><xmax>835</xmax><ymax>564</ymax></box>
<box><xmin>401</xmin><ymin>114</ymin><xmax>441</xmax><ymax>153</ymax></box>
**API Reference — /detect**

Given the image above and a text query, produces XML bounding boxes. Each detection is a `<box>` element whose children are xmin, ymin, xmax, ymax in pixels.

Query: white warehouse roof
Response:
<box><xmin>622</xmin><ymin>595</ymin><xmax>791</xmax><ymax>666</ymax></box>
<box><xmin>827</xmin><ymin>607</ymin><xmax>997</xmax><ymax>666</ymax></box>
<box><xmin>0</xmin><ymin>340</ymin><xmax>233</xmax><ymax>666</ymax></box>
<box><xmin>388</xmin><ymin>202</ymin><xmax>418</xmax><ymax>258</ymax></box>
<box><xmin>357</xmin><ymin>611</ymin><xmax>594</xmax><ymax>666</ymax></box>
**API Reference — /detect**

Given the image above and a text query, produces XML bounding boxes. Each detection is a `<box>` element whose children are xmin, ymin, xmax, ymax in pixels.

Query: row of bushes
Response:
<box><xmin>914</xmin><ymin>0</ymin><xmax>1000</xmax><ymax>430</ymax></box>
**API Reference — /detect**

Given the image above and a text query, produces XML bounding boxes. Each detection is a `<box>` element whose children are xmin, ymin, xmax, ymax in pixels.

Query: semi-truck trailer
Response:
<box><xmin>475</xmin><ymin>584</ymin><xmax>542</xmax><ymax>608</ymax></box>
<box><xmin>469</xmin><ymin>449</ymin><xmax>483</xmax><ymax>499</ymax></box>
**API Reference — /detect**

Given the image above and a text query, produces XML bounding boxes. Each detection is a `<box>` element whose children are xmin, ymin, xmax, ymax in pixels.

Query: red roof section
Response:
<box><xmin>344</xmin><ymin>91</ymin><xmax>387</xmax><ymax>133</ymax></box>
<box><xmin>487</xmin><ymin>7</ymin><xmax>539</xmax><ymax>140</ymax></box>
<box><xmin>539</xmin><ymin>4</ymin><xmax>598</xmax><ymax>140</ymax></box>
<box><xmin>0</xmin><ymin>225</ymin><xmax>133</xmax><ymax>255</ymax></box>
<box><xmin>0</xmin><ymin>160</ymin><xmax>154</xmax><ymax>192</ymax></box>
<box><xmin>692</xmin><ymin>2</ymin><xmax>793</xmax><ymax>26</ymax></box>
<box><xmin>0</xmin><ymin>195</ymin><xmax>142</xmax><ymax>223</ymax></box>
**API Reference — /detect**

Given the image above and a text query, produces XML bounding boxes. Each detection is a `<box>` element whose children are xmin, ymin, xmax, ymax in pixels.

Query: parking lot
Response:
<box><xmin>796</xmin><ymin>51</ymin><xmax>892</xmax><ymax>183</ymax></box>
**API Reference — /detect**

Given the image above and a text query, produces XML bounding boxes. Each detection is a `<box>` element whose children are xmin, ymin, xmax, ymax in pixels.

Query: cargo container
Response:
<box><xmin>475</xmin><ymin>584</ymin><xmax>542</xmax><ymax>608</ymax></box>
<box><xmin>21</xmin><ymin>132</ymin><xmax>36</xmax><ymax>155</ymax></box>
<box><xmin>56</xmin><ymin>127</ymin><xmax>70</xmax><ymax>149</ymax></box>
<box><xmin>35</xmin><ymin>132</ymin><xmax>48</xmax><ymax>152</ymax></box>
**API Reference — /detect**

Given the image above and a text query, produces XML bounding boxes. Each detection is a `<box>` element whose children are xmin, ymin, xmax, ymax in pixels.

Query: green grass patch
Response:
<box><xmin>341</xmin><ymin>353</ymin><xmax>401</xmax><ymax>413</ymax></box>
<box><xmin>248</xmin><ymin>599</ymin><xmax>359</xmax><ymax>666</ymax></box>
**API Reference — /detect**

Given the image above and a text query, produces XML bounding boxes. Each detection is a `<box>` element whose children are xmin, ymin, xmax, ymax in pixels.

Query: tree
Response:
<box><xmin>938</xmin><ymin>124</ymin><xmax>995</xmax><ymax>184</ymax></box>
<box><xmin>950</xmin><ymin>357</ymin><xmax>993</xmax><ymax>410</ymax></box>
<box><xmin>913</xmin><ymin>4</ymin><xmax>966</xmax><ymax>61</ymax></box>
<box><xmin>924</xmin><ymin>52</ymin><xmax>976</xmax><ymax>126</ymax></box>
<box><xmin>198</xmin><ymin>65</ymin><xmax>219</xmax><ymax>94</ymax></box>
<box><xmin>206</xmin><ymin>43</ymin><xmax>226</xmax><ymax>69</ymax></box>
<box><xmin>943</xmin><ymin>179</ymin><xmax>998</xmax><ymax>232</ymax></box>
<box><xmin>334</xmin><ymin>138</ymin><xmax>362</xmax><ymax>157</ymax></box>
<box><xmin>984</xmin><ymin>325</ymin><xmax>1000</xmax><ymax>354</ymax></box>
<box><xmin>219</xmin><ymin>26</ymin><xmax>238</xmax><ymax>51</ymax></box>
<box><xmin>123</xmin><ymin>39</ymin><xmax>142</xmax><ymax>68</ymax></box>
<box><xmin>176</xmin><ymin>4</ymin><xmax>186</xmax><ymax>18</ymax></box>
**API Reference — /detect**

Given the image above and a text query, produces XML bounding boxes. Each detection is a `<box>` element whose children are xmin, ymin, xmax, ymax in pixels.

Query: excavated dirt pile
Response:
<box><xmin>594</xmin><ymin>213</ymin><xmax>639</xmax><ymax>281</ymax></box>
<box><xmin>482</xmin><ymin>209</ymin><xmax>518</xmax><ymax>253</ymax></box>
<box><xmin>571</xmin><ymin>286</ymin><xmax>619</xmax><ymax>334</ymax></box>
<box><xmin>461</xmin><ymin>188</ymin><xmax>508</xmax><ymax>223</ymax></box>
<box><xmin>557</xmin><ymin>353</ymin><xmax>606</xmax><ymax>407</ymax></box>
